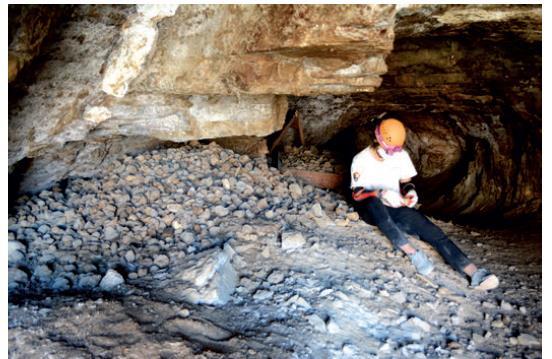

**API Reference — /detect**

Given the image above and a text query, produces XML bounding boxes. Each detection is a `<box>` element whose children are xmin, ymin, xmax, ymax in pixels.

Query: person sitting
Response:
<box><xmin>350</xmin><ymin>118</ymin><xmax>499</xmax><ymax>290</ymax></box>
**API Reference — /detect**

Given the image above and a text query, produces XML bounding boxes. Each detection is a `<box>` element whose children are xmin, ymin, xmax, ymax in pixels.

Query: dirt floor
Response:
<box><xmin>8</xmin><ymin>143</ymin><xmax>542</xmax><ymax>358</ymax></box>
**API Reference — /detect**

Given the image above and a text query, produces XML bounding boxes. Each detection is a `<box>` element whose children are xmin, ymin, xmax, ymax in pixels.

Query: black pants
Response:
<box><xmin>355</xmin><ymin>197</ymin><xmax>471</xmax><ymax>274</ymax></box>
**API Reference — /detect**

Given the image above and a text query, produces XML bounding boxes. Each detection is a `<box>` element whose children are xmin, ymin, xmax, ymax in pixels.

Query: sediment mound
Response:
<box><xmin>8</xmin><ymin>143</ymin><xmax>541</xmax><ymax>358</ymax></box>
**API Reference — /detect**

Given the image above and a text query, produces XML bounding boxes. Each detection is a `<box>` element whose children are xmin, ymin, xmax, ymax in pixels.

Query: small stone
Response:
<box><xmin>253</xmin><ymin>289</ymin><xmax>273</xmax><ymax>301</ymax></box>
<box><xmin>125</xmin><ymin>250</ymin><xmax>136</xmax><ymax>262</ymax></box>
<box><xmin>281</xmin><ymin>232</ymin><xmax>306</xmax><ymax>250</ymax></box>
<box><xmin>104</xmin><ymin>226</ymin><xmax>119</xmax><ymax>241</ymax></box>
<box><xmin>34</xmin><ymin>265</ymin><xmax>53</xmax><ymax>282</ymax></box>
<box><xmin>492</xmin><ymin>320</ymin><xmax>505</xmax><ymax>328</ymax></box>
<box><xmin>172</xmin><ymin>220</ymin><xmax>183</xmax><ymax>230</ymax></box>
<box><xmin>8</xmin><ymin>268</ymin><xmax>29</xmax><ymax>290</ymax></box>
<box><xmin>128</xmin><ymin>272</ymin><xmax>138</xmax><ymax>280</ymax></box>
<box><xmin>286</xmin><ymin>294</ymin><xmax>310</xmax><ymax>309</ymax></box>
<box><xmin>138</xmin><ymin>268</ymin><xmax>148</xmax><ymax>277</ymax></box>
<box><xmin>451</xmin><ymin>315</ymin><xmax>462</xmax><ymax>325</ymax></box>
<box><xmin>326</xmin><ymin>318</ymin><xmax>341</xmax><ymax>334</ymax></box>
<box><xmin>37</xmin><ymin>224</ymin><xmax>50</xmax><ymax>234</ymax></box>
<box><xmin>501</xmin><ymin>300</ymin><xmax>514</xmax><ymax>311</ymax></box>
<box><xmin>99</xmin><ymin>269</ymin><xmax>124</xmax><ymax>291</ymax></box>
<box><xmin>342</xmin><ymin>344</ymin><xmax>357</xmax><ymax>356</ymax></box>
<box><xmin>52</xmin><ymin>277</ymin><xmax>71</xmax><ymax>291</ymax></box>
<box><xmin>311</xmin><ymin>203</ymin><xmax>324</xmax><ymax>217</ymax></box>
<box><xmin>267</xmin><ymin>271</ymin><xmax>285</xmax><ymax>284</ymax></box>
<box><xmin>346</xmin><ymin>212</ymin><xmax>360</xmax><ymax>221</ymax></box>
<box><xmin>289</xmin><ymin>183</ymin><xmax>302</xmax><ymax>200</ymax></box>
<box><xmin>64</xmin><ymin>264</ymin><xmax>76</xmax><ymax>272</ymax></box>
<box><xmin>181</xmin><ymin>232</ymin><xmax>195</xmax><ymax>244</ymax></box>
<box><xmin>257</xmin><ymin>198</ymin><xmax>269</xmax><ymax>211</ymax></box>
<box><xmin>447</xmin><ymin>341</ymin><xmax>461</xmax><ymax>350</ymax></box>
<box><xmin>77</xmin><ymin>275</ymin><xmax>101</xmax><ymax>289</ymax></box>
<box><xmin>8</xmin><ymin>241</ymin><xmax>26</xmax><ymax>266</ymax></box>
<box><xmin>51</xmin><ymin>226</ymin><xmax>64</xmax><ymax>235</ymax></box>
<box><xmin>307</xmin><ymin>314</ymin><xmax>327</xmax><ymax>332</ymax></box>
<box><xmin>472</xmin><ymin>333</ymin><xmax>485</xmax><ymax>344</ymax></box>
<box><xmin>379</xmin><ymin>343</ymin><xmax>393</xmax><ymax>353</ymax></box>
<box><xmin>335</xmin><ymin>218</ymin><xmax>349</xmax><ymax>227</ymax></box>
<box><xmin>167</xmin><ymin>204</ymin><xmax>183</xmax><ymax>213</ymax></box>
<box><xmin>209</xmin><ymin>154</ymin><xmax>219</xmax><ymax>166</ymax></box>
<box><xmin>213</xmin><ymin>205</ymin><xmax>230</xmax><ymax>217</ymax></box>
<box><xmin>520</xmin><ymin>306</ymin><xmax>527</xmax><ymax>314</ymax></box>
<box><xmin>516</xmin><ymin>334</ymin><xmax>540</xmax><ymax>346</ymax></box>
<box><xmin>239</xmin><ymin>277</ymin><xmax>258</xmax><ymax>292</ymax></box>
<box><xmin>222</xmin><ymin>179</ymin><xmax>231</xmax><ymax>189</ymax></box>
<box><xmin>177</xmin><ymin>308</ymin><xmax>190</xmax><ymax>318</ymax></box>
<box><xmin>405</xmin><ymin>317</ymin><xmax>431</xmax><ymax>332</ymax></box>
<box><xmin>391</xmin><ymin>291</ymin><xmax>407</xmax><ymax>304</ymax></box>
<box><xmin>154</xmin><ymin>254</ymin><xmax>170</xmax><ymax>268</ymax></box>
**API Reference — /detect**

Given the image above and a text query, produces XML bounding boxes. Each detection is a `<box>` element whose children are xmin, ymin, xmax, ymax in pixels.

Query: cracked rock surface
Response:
<box><xmin>8</xmin><ymin>143</ymin><xmax>541</xmax><ymax>358</ymax></box>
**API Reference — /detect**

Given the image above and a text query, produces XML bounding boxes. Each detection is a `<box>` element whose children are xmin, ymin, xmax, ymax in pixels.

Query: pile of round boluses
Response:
<box><xmin>8</xmin><ymin>142</ymin><xmax>347</xmax><ymax>297</ymax></box>
<box><xmin>280</xmin><ymin>146</ymin><xmax>345</xmax><ymax>173</ymax></box>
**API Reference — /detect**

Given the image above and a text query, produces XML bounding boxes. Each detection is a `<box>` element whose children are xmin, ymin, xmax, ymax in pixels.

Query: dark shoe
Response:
<box><xmin>409</xmin><ymin>250</ymin><xmax>434</xmax><ymax>276</ymax></box>
<box><xmin>470</xmin><ymin>268</ymin><xmax>499</xmax><ymax>290</ymax></box>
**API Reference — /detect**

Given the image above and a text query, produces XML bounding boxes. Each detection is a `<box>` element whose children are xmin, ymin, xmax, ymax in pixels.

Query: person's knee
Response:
<box><xmin>374</xmin><ymin>215</ymin><xmax>395</xmax><ymax>230</ymax></box>
<box><xmin>411</xmin><ymin>215</ymin><xmax>446</xmax><ymax>239</ymax></box>
<box><xmin>427</xmin><ymin>226</ymin><xmax>447</xmax><ymax>241</ymax></box>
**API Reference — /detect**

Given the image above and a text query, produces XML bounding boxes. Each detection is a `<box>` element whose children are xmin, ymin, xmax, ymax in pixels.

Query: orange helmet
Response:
<box><xmin>376</xmin><ymin>118</ymin><xmax>406</xmax><ymax>151</ymax></box>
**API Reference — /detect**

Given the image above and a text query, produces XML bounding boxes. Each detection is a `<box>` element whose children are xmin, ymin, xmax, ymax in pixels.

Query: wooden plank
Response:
<box><xmin>270</xmin><ymin>111</ymin><xmax>298</xmax><ymax>152</ymax></box>
<box><xmin>289</xmin><ymin>169</ymin><xmax>343</xmax><ymax>190</ymax></box>
<box><xmin>295</xmin><ymin>112</ymin><xmax>305</xmax><ymax>146</ymax></box>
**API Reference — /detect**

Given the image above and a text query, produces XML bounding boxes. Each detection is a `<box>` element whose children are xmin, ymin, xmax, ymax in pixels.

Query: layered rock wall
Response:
<box><xmin>9</xmin><ymin>4</ymin><xmax>396</xmax><ymax>193</ymax></box>
<box><xmin>8</xmin><ymin>4</ymin><xmax>541</xmax><ymax>220</ymax></box>
<box><xmin>130</xmin><ymin>5</ymin><xmax>394</xmax><ymax>96</ymax></box>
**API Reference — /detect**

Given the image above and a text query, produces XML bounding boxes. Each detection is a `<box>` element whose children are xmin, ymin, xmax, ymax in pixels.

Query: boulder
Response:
<box><xmin>168</xmin><ymin>245</ymin><xmax>238</xmax><ymax>306</ymax></box>
<box><xmin>281</xmin><ymin>231</ymin><xmax>306</xmax><ymax>250</ymax></box>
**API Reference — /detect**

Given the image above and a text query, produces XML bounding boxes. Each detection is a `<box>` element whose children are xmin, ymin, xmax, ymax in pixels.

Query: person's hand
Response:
<box><xmin>403</xmin><ymin>189</ymin><xmax>418</xmax><ymax>208</ymax></box>
<box><xmin>380</xmin><ymin>190</ymin><xmax>404</xmax><ymax>208</ymax></box>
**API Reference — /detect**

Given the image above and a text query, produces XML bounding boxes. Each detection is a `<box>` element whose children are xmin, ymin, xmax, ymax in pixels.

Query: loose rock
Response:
<box><xmin>154</xmin><ymin>255</ymin><xmax>170</xmax><ymax>268</ymax></box>
<box><xmin>281</xmin><ymin>232</ymin><xmax>306</xmax><ymax>250</ymax></box>
<box><xmin>99</xmin><ymin>269</ymin><xmax>125</xmax><ymax>291</ymax></box>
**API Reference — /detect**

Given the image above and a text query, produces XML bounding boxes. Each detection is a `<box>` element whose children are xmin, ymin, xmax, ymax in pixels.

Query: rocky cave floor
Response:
<box><xmin>8</xmin><ymin>142</ymin><xmax>541</xmax><ymax>358</ymax></box>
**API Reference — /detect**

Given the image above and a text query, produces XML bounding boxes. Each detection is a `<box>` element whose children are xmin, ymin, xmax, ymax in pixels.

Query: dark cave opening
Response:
<box><xmin>293</xmin><ymin>117</ymin><xmax>542</xmax><ymax>230</ymax></box>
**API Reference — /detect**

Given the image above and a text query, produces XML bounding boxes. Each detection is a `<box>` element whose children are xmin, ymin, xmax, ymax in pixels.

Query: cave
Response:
<box><xmin>8</xmin><ymin>5</ymin><xmax>542</xmax><ymax>358</ymax></box>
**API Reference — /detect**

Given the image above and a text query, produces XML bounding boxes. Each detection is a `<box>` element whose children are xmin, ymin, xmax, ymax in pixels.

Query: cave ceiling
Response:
<box><xmin>7</xmin><ymin>4</ymin><xmax>541</xmax><ymax>221</ymax></box>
